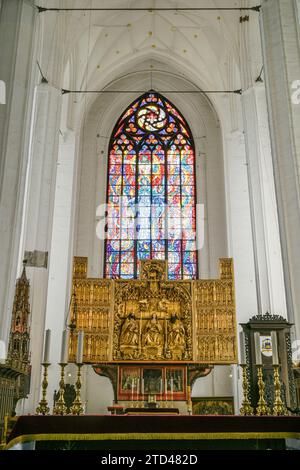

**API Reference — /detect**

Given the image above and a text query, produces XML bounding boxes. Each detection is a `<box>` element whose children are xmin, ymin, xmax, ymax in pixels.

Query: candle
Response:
<box><xmin>254</xmin><ymin>332</ymin><xmax>262</xmax><ymax>365</ymax></box>
<box><xmin>142</xmin><ymin>378</ymin><xmax>144</xmax><ymax>395</ymax></box>
<box><xmin>131</xmin><ymin>377</ymin><xmax>135</xmax><ymax>403</ymax></box>
<box><xmin>60</xmin><ymin>329</ymin><xmax>68</xmax><ymax>364</ymax></box>
<box><xmin>77</xmin><ymin>330</ymin><xmax>84</xmax><ymax>364</ymax></box>
<box><xmin>239</xmin><ymin>331</ymin><xmax>246</xmax><ymax>364</ymax></box>
<box><xmin>43</xmin><ymin>329</ymin><xmax>51</xmax><ymax>363</ymax></box>
<box><xmin>271</xmin><ymin>331</ymin><xmax>279</xmax><ymax>365</ymax></box>
<box><xmin>136</xmin><ymin>378</ymin><xmax>140</xmax><ymax>401</ymax></box>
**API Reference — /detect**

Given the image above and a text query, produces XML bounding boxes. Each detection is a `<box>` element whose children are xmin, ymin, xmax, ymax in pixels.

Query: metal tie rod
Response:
<box><xmin>37</xmin><ymin>6</ymin><xmax>261</xmax><ymax>13</ymax></box>
<box><xmin>61</xmin><ymin>89</ymin><xmax>243</xmax><ymax>95</ymax></box>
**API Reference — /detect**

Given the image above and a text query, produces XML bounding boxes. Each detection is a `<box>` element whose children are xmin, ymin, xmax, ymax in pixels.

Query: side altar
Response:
<box><xmin>68</xmin><ymin>258</ymin><xmax>237</xmax><ymax>410</ymax></box>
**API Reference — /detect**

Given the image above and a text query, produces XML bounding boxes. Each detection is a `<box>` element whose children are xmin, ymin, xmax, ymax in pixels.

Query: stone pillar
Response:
<box><xmin>41</xmin><ymin>129</ymin><xmax>77</xmax><ymax>408</ymax></box>
<box><xmin>195</xmin><ymin>137</ymin><xmax>210</xmax><ymax>279</ymax></box>
<box><xmin>0</xmin><ymin>0</ymin><xmax>36</xmax><ymax>350</ymax></box>
<box><xmin>242</xmin><ymin>85</ymin><xmax>287</xmax><ymax>317</ymax></box>
<box><xmin>260</xmin><ymin>0</ymin><xmax>300</xmax><ymax>340</ymax></box>
<box><xmin>22</xmin><ymin>84</ymin><xmax>63</xmax><ymax>412</ymax></box>
<box><xmin>238</xmin><ymin>5</ymin><xmax>287</xmax><ymax>319</ymax></box>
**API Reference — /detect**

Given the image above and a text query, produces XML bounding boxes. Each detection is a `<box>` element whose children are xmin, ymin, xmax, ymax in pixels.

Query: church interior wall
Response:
<box><xmin>84</xmin><ymin>370</ymin><xmax>114</xmax><ymax>415</ymax></box>
<box><xmin>46</xmin><ymin>40</ymin><xmax>275</xmax><ymax>410</ymax></box>
<box><xmin>0</xmin><ymin>0</ymin><xmax>295</xmax><ymax>415</ymax></box>
<box><xmin>192</xmin><ymin>366</ymin><xmax>233</xmax><ymax>399</ymax></box>
<box><xmin>74</xmin><ymin>66</ymin><xmax>228</xmax><ymax>280</ymax></box>
<box><xmin>71</xmin><ymin>62</ymin><xmax>261</xmax><ymax>409</ymax></box>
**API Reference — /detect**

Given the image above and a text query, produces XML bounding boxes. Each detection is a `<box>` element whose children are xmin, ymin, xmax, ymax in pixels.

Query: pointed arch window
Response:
<box><xmin>104</xmin><ymin>92</ymin><xmax>198</xmax><ymax>280</ymax></box>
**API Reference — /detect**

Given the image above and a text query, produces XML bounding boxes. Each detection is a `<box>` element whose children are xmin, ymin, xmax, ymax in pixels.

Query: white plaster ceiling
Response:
<box><xmin>37</xmin><ymin>0</ymin><xmax>262</xmax><ymax>129</ymax></box>
<box><xmin>37</xmin><ymin>0</ymin><xmax>262</xmax><ymax>86</ymax></box>
<box><xmin>65</xmin><ymin>1</ymin><xmax>235</xmax><ymax>89</ymax></box>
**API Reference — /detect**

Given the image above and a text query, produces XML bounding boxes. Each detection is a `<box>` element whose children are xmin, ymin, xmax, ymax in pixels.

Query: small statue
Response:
<box><xmin>168</xmin><ymin>314</ymin><xmax>185</xmax><ymax>346</ymax></box>
<box><xmin>143</xmin><ymin>314</ymin><xmax>164</xmax><ymax>348</ymax></box>
<box><xmin>167</xmin><ymin>314</ymin><xmax>186</xmax><ymax>359</ymax></box>
<box><xmin>119</xmin><ymin>313</ymin><xmax>139</xmax><ymax>347</ymax></box>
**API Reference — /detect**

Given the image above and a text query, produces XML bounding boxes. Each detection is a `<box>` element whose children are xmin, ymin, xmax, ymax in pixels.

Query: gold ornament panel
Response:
<box><xmin>69</xmin><ymin>258</ymin><xmax>237</xmax><ymax>364</ymax></box>
<box><xmin>68</xmin><ymin>275</ymin><xmax>113</xmax><ymax>363</ymax></box>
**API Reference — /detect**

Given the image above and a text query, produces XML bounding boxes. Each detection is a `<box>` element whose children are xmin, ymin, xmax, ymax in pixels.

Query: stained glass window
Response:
<box><xmin>104</xmin><ymin>92</ymin><xmax>198</xmax><ymax>280</ymax></box>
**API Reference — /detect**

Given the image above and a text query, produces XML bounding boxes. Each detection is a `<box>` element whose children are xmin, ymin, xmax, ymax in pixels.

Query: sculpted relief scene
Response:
<box><xmin>69</xmin><ymin>258</ymin><xmax>237</xmax><ymax>364</ymax></box>
<box><xmin>114</xmin><ymin>261</ymin><xmax>192</xmax><ymax>361</ymax></box>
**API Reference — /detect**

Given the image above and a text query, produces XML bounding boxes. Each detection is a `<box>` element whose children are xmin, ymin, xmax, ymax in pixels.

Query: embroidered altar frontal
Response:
<box><xmin>68</xmin><ymin>258</ymin><xmax>237</xmax><ymax>364</ymax></box>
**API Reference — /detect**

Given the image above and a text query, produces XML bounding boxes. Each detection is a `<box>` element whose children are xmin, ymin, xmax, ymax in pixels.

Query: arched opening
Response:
<box><xmin>104</xmin><ymin>91</ymin><xmax>198</xmax><ymax>280</ymax></box>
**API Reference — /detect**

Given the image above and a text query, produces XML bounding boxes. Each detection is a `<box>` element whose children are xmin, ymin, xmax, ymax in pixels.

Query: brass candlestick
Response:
<box><xmin>187</xmin><ymin>385</ymin><xmax>192</xmax><ymax>415</ymax></box>
<box><xmin>53</xmin><ymin>363</ymin><xmax>68</xmax><ymax>415</ymax></box>
<box><xmin>272</xmin><ymin>365</ymin><xmax>286</xmax><ymax>416</ymax></box>
<box><xmin>161</xmin><ymin>395</ymin><xmax>168</xmax><ymax>408</ymax></box>
<box><xmin>70</xmin><ymin>364</ymin><xmax>84</xmax><ymax>415</ymax></box>
<box><xmin>239</xmin><ymin>364</ymin><xmax>254</xmax><ymax>416</ymax></box>
<box><xmin>255</xmin><ymin>365</ymin><xmax>271</xmax><ymax>416</ymax></box>
<box><xmin>36</xmin><ymin>363</ymin><xmax>51</xmax><ymax>415</ymax></box>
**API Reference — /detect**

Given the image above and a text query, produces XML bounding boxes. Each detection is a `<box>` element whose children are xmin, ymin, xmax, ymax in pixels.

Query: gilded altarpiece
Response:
<box><xmin>194</xmin><ymin>259</ymin><xmax>237</xmax><ymax>364</ymax></box>
<box><xmin>69</xmin><ymin>257</ymin><xmax>113</xmax><ymax>362</ymax></box>
<box><xmin>69</xmin><ymin>258</ymin><xmax>237</xmax><ymax>365</ymax></box>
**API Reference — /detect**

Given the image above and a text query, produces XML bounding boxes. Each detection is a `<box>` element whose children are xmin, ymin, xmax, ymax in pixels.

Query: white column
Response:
<box><xmin>22</xmin><ymin>84</ymin><xmax>62</xmax><ymax>413</ymax></box>
<box><xmin>224</xmin><ymin>129</ymin><xmax>258</xmax><ymax>322</ymax></box>
<box><xmin>242</xmin><ymin>88</ymin><xmax>271</xmax><ymax>314</ymax></box>
<box><xmin>196</xmin><ymin>138</ymin><xmax>210</xmax><ymax>279</ymax></box>
<box><xmin>42</xmin><ymin>130</ymin><xmax>77</xmax><ymax>408</ymax></box>
<box><xmin>238</xmin><ymin>4</ymin><xmax>287</xmax><ymax>319</ymax></box>
<box><xmin>260</xmin><ymin>0</ymin><xmax>300</xmax><ymax>340</ymax></box>
<box><xmin>242</xmin><ymin>85</ymin><xmax>287</xmax><ymax>317</ymax></box>
<box><xmin>0</xmin><ymin>0</ymin><xmax>36</xmax><ymax>350</ymax></box>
